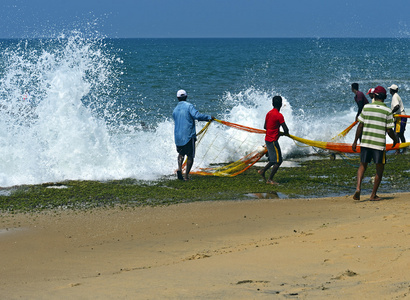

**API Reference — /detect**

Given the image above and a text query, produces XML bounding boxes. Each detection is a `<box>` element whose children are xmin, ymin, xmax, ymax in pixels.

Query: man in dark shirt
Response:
<box><xmin>351</xmin><ymin>83</ymin><xmax>369</xmax><ymax>121</ymax></box>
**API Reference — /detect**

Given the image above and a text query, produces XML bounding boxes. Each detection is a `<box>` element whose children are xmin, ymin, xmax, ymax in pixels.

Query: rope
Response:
<box><xmin>214</xmin><ymin>119</ymin><xmax>266</xmax><ymax>134</ymax></box>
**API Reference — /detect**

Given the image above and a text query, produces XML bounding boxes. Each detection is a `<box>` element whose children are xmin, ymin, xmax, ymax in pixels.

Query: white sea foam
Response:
<box><xmin>0</xmin><ymin>35</ymin><xmax>406</xmax><ymax>187</ymax></box>
<box><xmin>191</xmin><ymin>86</ymin><xmax>360</xmax><ymax>171</ymax></box>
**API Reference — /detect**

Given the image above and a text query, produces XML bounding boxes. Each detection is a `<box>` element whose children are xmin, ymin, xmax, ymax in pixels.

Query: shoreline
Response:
<box><xmin>2</xmin><ymin>152</ymin><xmax>410</xmax><ymax>213</ymax></box>
<box><xmin>1</xmin><ymin>192</ymin><xmax>409</xmax><ymax>299</ymax></box>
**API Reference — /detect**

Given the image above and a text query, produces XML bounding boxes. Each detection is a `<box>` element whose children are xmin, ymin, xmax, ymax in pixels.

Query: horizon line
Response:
<box><xmin>0</xmin><ymin>36</ymin><xmax>408</xmax><ymax>40</ymax></box>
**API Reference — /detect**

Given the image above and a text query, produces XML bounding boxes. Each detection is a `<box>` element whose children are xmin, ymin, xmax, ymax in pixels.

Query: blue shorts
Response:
<box><xmin>394</xmin><ymin>117</ymin><xmax>407</xmax><ymax>134</ymax></box>
<box><xmin>360</xmin><ymin>147</ymin><xmax>386</xmax><ymax>164</ymax></box>
<box><xmin>265</xmin><ymin>140</ymin><xmax>283</xmax><ymax>164</ymax></box>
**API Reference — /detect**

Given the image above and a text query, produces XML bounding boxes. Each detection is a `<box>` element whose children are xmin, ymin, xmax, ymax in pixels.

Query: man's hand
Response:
<box><xmin>352</xmin><ymin>123</ymin><xmax>363</xmax><ymax>153</ymax></box>
<box><xmin>352</xmin><ymin>141</ymin><xmax>357</xmax><ymax>152</ymax></box>
<box><xmin>392</xmin><ymin>139</ymin><xmax>398</xmax><ymax>149</ymax></box>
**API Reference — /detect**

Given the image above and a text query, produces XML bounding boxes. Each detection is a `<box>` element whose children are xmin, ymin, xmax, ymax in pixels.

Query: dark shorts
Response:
<box><xmin>394</xmin><ymin>117</ymin><xmax>407</xmax><ymax>134</ymax></box>
<box><xmin>176</xmin><ymin>138</ymin><xmax>196</xmax><ymax>158</ymax></box>
<box><xmin>266</xmin><ymin>140</ymin><xmax>283</xmax><ymax>164</ymax></box>
<box><xmin>360</xmin><ymin>147</ymin><xmax>386</xmax><ymax>164</ymax></box>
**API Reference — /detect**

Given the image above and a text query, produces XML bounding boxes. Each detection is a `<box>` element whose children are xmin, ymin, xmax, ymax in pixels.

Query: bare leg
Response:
<box><xmin>354</xmin><ymin>162</ymin><xmax>368</xmax><ymax>200</ymax></box>
<box><xmin>370</xmin><ymin>163</ymin><xmax>384</xmax><ymax>201</ymax></box>
<box><xmin>398</xmin><ymin>133</ymin><xmax>406</xmax><ymax>154</ymax></box>
<box><xmin>267</xmin><ymin>163</ymin><xmax>280</xmax><ymax>183</ymax></box>
<box><xmin>258</xmin><ymin>162</ymin><xmax>273</xmax><ymax>182</ymax></box>
<box><xmin>185</xmin><ymin>157</ymin><xmax>194</xmax><ymax>180</ymax></box>
<box><xmin>176</xmin><ymin>154</ymin><xmax>185</xmax><ymax>180</ymax></box>
<box><xmin>177</xmin><ymin>154</ymin><xmax>184</xmax><ymax>172</ymax></box>
<box><xmin>399</xmin><ymin>133</ymin><xmax>406</xmax><ymax>143</ymax></box>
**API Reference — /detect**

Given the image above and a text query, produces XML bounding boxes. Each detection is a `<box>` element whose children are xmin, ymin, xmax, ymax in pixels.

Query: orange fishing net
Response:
<box><xmin>181</xmin><ymin>119</ymin><xmax>408</xmax><ymax>177</ymax></box>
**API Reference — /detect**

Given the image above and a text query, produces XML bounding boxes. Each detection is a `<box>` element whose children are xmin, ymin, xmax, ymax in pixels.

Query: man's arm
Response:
<box><xmin>392</xmin><ymin>105</ymin><xmax>400</xmax><ymax>114</ymax></box>
<box><xmin>279</xmin><ymin>122</ymin><xmax>289</xmax><ymax>137</ymax></box>
<box><xmin>352</xmin><ymin>122</ymin><xmax>364</xmax><ymax>152</ymax></box>
<box><xmin>387</xmin><ymin>128</ymin><xmax>398</xmax><ymax>148</ymax></box>
<box><xmin>356</xmin><ymin>101</ymin><xmax>365</xmax><ymax>121</ymax></box>
<box><xmin>189</xmin><ymin>105</ymin><xmax>213</xmax><ymax>121</ymax></box>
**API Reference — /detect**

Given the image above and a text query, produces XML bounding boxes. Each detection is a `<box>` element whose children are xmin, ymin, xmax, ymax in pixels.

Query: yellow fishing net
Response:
<box><xmin>190</xmin><ymin>119</ymin><xmax>267</xmax><ymax>177</ymax></box>
<box><xmin>183</xmin><ymin>119</ymin><xmax>409</xmax><ymax>177</ymax></box>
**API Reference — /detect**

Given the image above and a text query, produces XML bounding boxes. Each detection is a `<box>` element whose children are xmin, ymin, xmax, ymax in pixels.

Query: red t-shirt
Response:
<box><xmin>265</xmin><ymin>108</ymin><xmax>285</xmax><ymax>142</ymax></box>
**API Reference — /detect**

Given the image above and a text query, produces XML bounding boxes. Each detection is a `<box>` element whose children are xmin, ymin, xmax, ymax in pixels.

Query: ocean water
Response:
<box><xmin>0</xmin><ymin>33</ymin><xmax>409</xmax><ymax>187</ymax></box>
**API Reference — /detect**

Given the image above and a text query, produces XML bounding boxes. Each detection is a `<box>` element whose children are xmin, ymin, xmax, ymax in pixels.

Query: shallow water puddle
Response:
<box><xmin>244</xmin><ymin>192</ymin><xmax>287</xmax><ymax>199</ymax></box>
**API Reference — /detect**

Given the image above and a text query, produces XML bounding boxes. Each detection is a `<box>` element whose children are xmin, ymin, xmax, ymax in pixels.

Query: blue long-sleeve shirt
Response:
<box><xmin>172</xmin><ymin>101</ymin><xmax>212</xmax><ymax>146</ymax></box>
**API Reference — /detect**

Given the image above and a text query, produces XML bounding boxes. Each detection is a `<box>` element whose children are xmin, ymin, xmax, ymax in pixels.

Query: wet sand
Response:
<box><xmin>1</xmin><ymin>192</ymin><xmax>410</xmax><ymax>299</ymax></box>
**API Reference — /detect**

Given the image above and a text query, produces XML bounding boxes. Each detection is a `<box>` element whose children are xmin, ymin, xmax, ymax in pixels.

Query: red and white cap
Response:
<box><xmin>366</xmin><ymin>88</ymin><xmax>375</xmax><ymax>95</ymax></box>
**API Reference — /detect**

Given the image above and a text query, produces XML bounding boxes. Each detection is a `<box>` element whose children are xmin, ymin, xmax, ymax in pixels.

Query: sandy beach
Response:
<box><xmin>1</xmin><ymin>192</ymin><xmax>410</xmax><ymax>299</ymax></box>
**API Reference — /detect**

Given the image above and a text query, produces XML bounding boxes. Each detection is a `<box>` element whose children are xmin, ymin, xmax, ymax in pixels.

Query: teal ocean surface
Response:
<box><xmin>0</xmin><ymin>35</ymin><xmax>409</xmax><ymax>186</ymax></box>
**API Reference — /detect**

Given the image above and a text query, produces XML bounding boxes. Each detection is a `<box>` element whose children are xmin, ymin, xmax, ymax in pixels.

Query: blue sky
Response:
<box><xmin>0</xmin><ymin>0</ymin><xmax>409</xmax><ymax>38</ymax></box>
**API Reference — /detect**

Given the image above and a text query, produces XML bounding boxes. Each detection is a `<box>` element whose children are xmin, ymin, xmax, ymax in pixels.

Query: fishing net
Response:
<box><xmin>182</xmin><ymin>118</ymin><xmax>409</xmax><ymax>177</ymax></box>
<box><xmin>190</xmin><ymin>119</ymin><xmax>267</xmax><ymax>177</ymax></box>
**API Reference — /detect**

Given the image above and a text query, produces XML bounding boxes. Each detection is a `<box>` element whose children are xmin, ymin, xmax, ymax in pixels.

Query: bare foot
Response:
<box><xmin>177</xmin><ymin>170</ymin><xmax>184</xmax><ymax>180</ymax></box>
<box><xmin>258</xmin><ymin>170</ymin><xmax>266</xmax><ymax>182</ymax></box>
<box><xmin>353</xmin><ymin>190</ymin><xmax>360</xmax><ymax>200</ymax></box>
<box><xmin>266</xmin><ymin>180</ymin><xmax>279</xmax><ymax>185</ymax></box>
<box><xmin>370</xmin><ymin>195</ymin><xmax>381</xmax><ymax>201</ymax></box>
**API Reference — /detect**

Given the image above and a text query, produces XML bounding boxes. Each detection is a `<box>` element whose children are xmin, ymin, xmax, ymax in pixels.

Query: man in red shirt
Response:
<box><xmin>258</xmin><ymin>96</ymin><xmax>289</xmax><ymax>184</ymax></box>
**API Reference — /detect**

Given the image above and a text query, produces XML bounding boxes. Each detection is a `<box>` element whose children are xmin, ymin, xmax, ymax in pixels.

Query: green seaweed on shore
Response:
<box><xmin>0</xmin><ymin>153</ymin><xmax>409</xmax><ymax>213</ymax></box>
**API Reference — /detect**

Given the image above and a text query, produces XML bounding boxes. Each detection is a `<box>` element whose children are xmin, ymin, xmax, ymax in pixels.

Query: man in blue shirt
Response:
<box><xmin>173</xmin><ymin>89</ymin><xmax>214</xmax><ymax>181</ymax></box>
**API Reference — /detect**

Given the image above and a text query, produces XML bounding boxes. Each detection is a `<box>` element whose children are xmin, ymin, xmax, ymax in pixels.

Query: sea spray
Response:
<box><xmin>0</xmin><ymin>34</ymin><xmax>125</xmax><ymax>186</ymax></box>
<box><xmin>0</xmin><ymin>36</ymin><xmax>407</xmax><ymax>187</ymax></box>
<box><xmin>198</xmin><ymin>86</ymin><xmax>359</xmax><ymax>164</ymax></box>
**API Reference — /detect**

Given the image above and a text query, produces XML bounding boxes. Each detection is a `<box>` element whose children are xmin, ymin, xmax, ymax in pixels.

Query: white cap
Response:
<box><xmin>388</xmin><ymin>84</ymin><xmax>399</xmax><ymax>90</ymax></box>
<box><xmin>177</xmin><ymin>89</ymin><xmax>187</xmax><ymax>97</ymax></box>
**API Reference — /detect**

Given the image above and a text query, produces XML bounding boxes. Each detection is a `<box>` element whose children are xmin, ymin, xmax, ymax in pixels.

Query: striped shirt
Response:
<box><xmin>358</xmin><ymin>102</ymin><xmax>394</xmax><ymax>151</ymax></box>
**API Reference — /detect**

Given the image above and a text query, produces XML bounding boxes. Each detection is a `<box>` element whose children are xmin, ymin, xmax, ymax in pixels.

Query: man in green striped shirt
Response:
<box><xmin>352</xmin><ymin>86</ymin><xmax>398</xmax><ymax>201</ymax></box>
